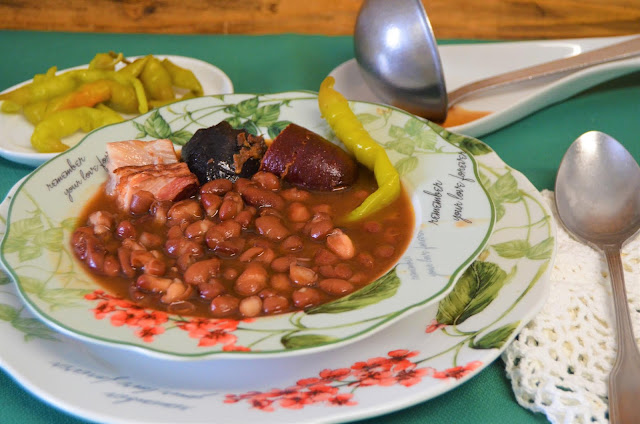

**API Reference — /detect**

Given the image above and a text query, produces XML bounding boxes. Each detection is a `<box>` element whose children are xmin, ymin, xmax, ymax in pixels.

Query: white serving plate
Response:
<box><xmin>330</xmin><ymin>35</ymin><xmax>640</xmax><ymax>137</ymax></box>
<box><xmin>0</xmin><ymin>129</ymin><xmax>555</xmax><ymax>422</ymax></box>
<box><xmin>0</xmin><ymin>55</ymin><xmax>234</xmax><ymax>167</ymax></box>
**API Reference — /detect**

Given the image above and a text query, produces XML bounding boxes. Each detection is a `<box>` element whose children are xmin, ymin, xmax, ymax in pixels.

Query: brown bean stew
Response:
<box><xmin>72</xmin><ymin>168</ymin><xmax>414</xmax><ymax>320</ymax></box>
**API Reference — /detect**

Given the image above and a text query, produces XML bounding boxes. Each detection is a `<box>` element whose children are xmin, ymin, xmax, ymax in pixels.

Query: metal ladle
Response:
<box><xmin>354</xmin><ymin>0</ymin><xmax>640</xmax><ymax>123</ymax></box>
<box><xmin>555</xmin><ymin>131</ymin><xmax>640</xmax><ymax>423</ymax></box>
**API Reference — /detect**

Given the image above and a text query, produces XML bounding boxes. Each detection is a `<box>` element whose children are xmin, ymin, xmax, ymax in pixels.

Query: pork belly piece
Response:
<box><xmin>113</xmin><ymin>163</ymin><xmax>199</xmax><ymax>211</ymax></box>
<box><xmin>106</xmin><ymin>139</ymin><xmax>179</xmax><ymax>195</ymax></box>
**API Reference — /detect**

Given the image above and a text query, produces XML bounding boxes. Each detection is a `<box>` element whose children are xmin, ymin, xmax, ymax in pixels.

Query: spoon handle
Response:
<box><xmin>447</xmin><ymin>36</ymin><xmax>640</xmax><ymax>106</ymax></box>
<box><xmin>602</xmin><ymin>245</ymin><xmax>640</xmax><ymax>424</ymax></box>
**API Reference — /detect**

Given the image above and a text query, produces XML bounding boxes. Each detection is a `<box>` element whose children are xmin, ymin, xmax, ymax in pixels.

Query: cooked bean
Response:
<box><xmin>161</xmin><ymin>279</ymin><xmax>193</xmax><ymax>304</ymax></box>
<box><xmin>251</xmin><ymin>171</ymin><xmax>281</xmax><ymax>191</ymax></box>
<box><xmin>223</xmin><ymin>267</ymin><xmax>239</xmax><ymax>280</ymax></box>
<box><xmin>115</xmin><ymin>220</ymin><xmax>136</xmax><ymax>240</ymax></box>
<box><xmin>271</xmin><ymin>256</ymin><xmax>295</xmax><ymax>273</ymax></box>
<box><xmin>349</xmin><ymin>272</ymin><xmax>367</xmax><ymax>284</ymax></box>
<box><xmin>255</xmin><ymin>215</ymin><xmax>290</xmax><ymax>241</ymax></box>
<box><xmin>314</xmin><ymin>248</ymin><xmax>339</xmax><ymax>266</ymax></box>
<box><xmin>214</xmin><ymin>238</ymin><xmax>246</xmax><ymax>256</ymax></box>
<box><xmin>292</xmin><ymin>287</ymin><xmax>322</xmax><ymax>309</ymax></box>
<box><xmin>289</xmin><ymin>264</ymin><xmax>318</xmax><ymax>286</ymax></box>
<box><xmin>200</xmin><ymin>193</ymin><xmax>222</xmax><ymax>217</ymax></box>
<box><xmin>218</xmin><ymin>220</ymin><xmax>242</xmax><ymax>239</ymax></box>
<box><xmin>117</xmin><ymin>247</ymin><xmax>135</xmax><ymax>278</ymax></box>
<box><xmin>239</xmin><ymin>295</ymin><xmax>263</xmax><ymax>317</ymax></box>
<box><xmin>184</xmin><ymin>220</ymin><xmax>214</xmax><ymax>240</ymax></box>
<box><xmin>176</xmin><ymin>253</ymin><xmax>196</xmax><ymax>273</ymax></box>
<box><xmin>103</xmin><ymin>254</ymin><xmax>120</xmax><ymax>277</ymax></box>
<box><xmin>242</xmin><ymin>185</ymin><xmax>285</xmax><ymax>210</ymax></box>
<box><xmin>167</xmin><ymin>301</ymin><xmax>196</xmax><ymax>314</ymax></box>
<box><xmin>306</xmin><ymin>215</ymin><xmax>333</xmax><ymax>240</ymax></box>
<box><xmin>235</xmin><ymin>263</ymin><xmax>268</xmax><ymax>296</ymax></box>
<box><xmin>363</xmin><ymin>221</ymin><xmax>382</xmax><ymax>233</ymax></box>
<box><xmin>383</xmin><ymin>227</ymin><xmax>403</xmax><ymax>244</ymax></box>
<box><xmin>326</xmin><ymin>229</ymin><xmax>355</xmax><ymax>259</ymax></box>
<box><xmin>281</xmin><ymin>235</ymin><xmax>303</xmax><ymax>252</ymax></box>
<box><xmin>184</xmin><ymin>258</ymin><xmax>221</xmax><ymax>285</ymax></box>
<box><xmin>319</xmin><ymin>265</ymin><xmax>336</xmax><ymax>278</ymax></box>
<box><xmin>233</xmin><ymin>178</ymin><xmax>253</xmax><ymax>194</ymax></box>
<box><xmin>139</xmin><ymin>231</ymin><xmax>163</xmax><ymax>249</ymax></box>
<box><xmin>334</xmin><ymin>263</ymin><xmax>353</xmax><ymax>279</ymax></box>
<box><xmin>234</xmin><ymin>207</ymin><xmax>256</xmax><ymax>228</ymax></box>
<box><xmin>130</xmin><ymin>191</ymin><xmax>155</xmax><ymax>215</ymax></box>
<box><xmin>287</xmin><ymin>202</ymin><xmax>311</xmax><ymax>222</ymax></box>
<box><xmin>88</xmin><ymin>211</ymin><xmax>114</xmax><ymax>235</ymax></box>
<box><xmin>165</xmin><ymin>237</ymin><xmax>204</xmax><ymax>258</ymax></box>
<box><xmin>131</xmin><ymin>250</ymin><xmax>166</xmax><ymax>276</ymax></box>
<box><xmin>210</xmin><ymin>294</ymin><xmax>240</xmax><ymax>317</ymax></box>
<box><xmin>262</xmin><ymin>295</ymin><xmax>289</xmax><ymax>315</ymax></box>
<box><xmin>151</xmin><ymin>200</ymin><xmax>171</xmax><ymax>225</ymax></box>
<box><xmin>136</xmin><ymin>274</ymin><xmax>172</xmax><ymax>292</ymax></box>
<box><xmin>198</xmin><ymin>278</ymin><xmax>226</xmax><ymax>299</ymax></box>
<box><xmin>281</xmin><ymin>187</ymin><xmax>310</xmax><ymax>201</ymax></box>
<box><xmin>258</xmin><ymin>288</ymin><xmax>278</xmax><ymax>299</ymax></box>
<box><xmin>168</xmin><ymin>199</ymin><xmax>203</xmax><ymax>225</ymax></box>
<box><xmin>167</xmin><ymin>225</ymin><xmax>183</xmax><ymax>239</ymax></box>
<box><xmin>219</xmin><ymin>192</ymin><xmax>243</xmax><ymax>220</ymax></box>
<box><xmin>270</xmin><ymin>273</ymin><xmax>293</xmax><ymax>293</ymax></box>
<box><xmin>319</xmin><ymin>278</ymin><xmax>355</xmax><ymax>296</ymax></box>
<box><xmin>312</xmin><ymin>204</ymin><xmax>332</xmax><ymax>215</ymax></box>
<box><xmin>374</xmin><ymin>244</ymin><xmax>395</xmax><ymax>258</ymax></box>
<box><xmin>201</xmin><ymin>179</ymin><xmax>233</xmax><ymax>195</ymax></box>
<box><xmin>352</xmin><ymin>251</ymin><xmax>373</xmax><ymax>267</ymax></box>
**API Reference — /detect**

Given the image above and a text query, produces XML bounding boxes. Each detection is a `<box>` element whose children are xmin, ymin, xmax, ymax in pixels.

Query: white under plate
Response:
<box><xmin>329</xmin><ymin>35</ymin><xmax>640</xmax><ymax>138</ymax></box>
<box><xmin>0</xmin><ymin>55</ymin><xmax>234</xmax><ymax>167</ymax></box>
<box><xmin>0</xmin><ymin>134</ymin><xmax>556</xmax><ymax>423</ymax></box>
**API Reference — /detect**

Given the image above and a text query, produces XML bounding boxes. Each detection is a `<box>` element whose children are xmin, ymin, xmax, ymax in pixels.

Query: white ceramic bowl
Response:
<box><xmin>0</xmin><ymin>93</ymin><xmax>494</xmax><ymax>360</ymax></box>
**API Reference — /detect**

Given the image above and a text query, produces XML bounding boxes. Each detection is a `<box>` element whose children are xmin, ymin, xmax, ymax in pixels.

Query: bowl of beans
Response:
<box><xmin>0</xmin><ymin>92</ymin><xmax>494</xmax><ymax>359</ymax></box>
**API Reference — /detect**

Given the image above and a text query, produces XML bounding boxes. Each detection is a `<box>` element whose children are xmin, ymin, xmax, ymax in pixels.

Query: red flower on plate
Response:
<box><xmin>432</xmin><ymin>360</ymin><xmax>483</xmax><ymax>380</ymax></box>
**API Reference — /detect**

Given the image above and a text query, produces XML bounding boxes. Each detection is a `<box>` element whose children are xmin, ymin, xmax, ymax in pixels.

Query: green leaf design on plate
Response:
<box><xmin>386</xmin><ymin>138</ymin><xmax>416</xmax><ymax>156</ymax></box>
<box><xmin>268</xmin><ymin>120</ymin><xmax>292</xmax><ymax>139</ymax></box>
<box><xmin>356</xmin><ymin>113</ymin><xmax>380</xmax><ymax>124</ymax></box>
<box><xmin>526</xmin><ymin>237</ymin><xmax>555</xmax><ymax>260</ymax></box>
<box><xmin>19</xmin><ymin>275</ymin><xmax>46</xmax><ymax>295</ymax></box>
<box><xmin>232</xmin><ymin>97</ymin><xmax>259</xmax><ymax>118</ymax></box>
<box><xmin>0</xmin><ymin>270</ymin><xmax>10</xmax><ymax>286</ymax></box>
<box><xmin>225</xmin><ymin>116</ymin><xmax>242</xmax><ymax>129</ymax></box>
<box><xmin>19</xmin><ymin>245</ymin><xmax>42</xmax><ymax>261</ymax></box>
<box><xmin>487</xmin><ymin>172</ymin><xmax>521</xmax><ymax>204</ymax></box>
<box><xmin>140</xmin><ymin>110</ymin><xmax>172</xmax><ymax>139</ymax></box>
<box><xmin>492</xmin><ymin>240</ymin><xmax>531</xmax><ymax>259</ymax></box>
<box><xmin>395</xmin><ymin>156</ymin><xmax>419</xmax><ymax>176</ymax></box>
<box><xmin>11</xmin><ymin>317</ymin><xmax>59</xmax><ymax>342</ymax></box>
<box><xmin>281</xmin><ymin>334</ymin><xmax>339</xmax><ymax>349</ymax></box>
<box><xmin>472</xmin><ymin>321</ymin><xmax>520</xmax><ymax>350</ymax></box>
<box><xmin>60</xmin><ymin>217</ymin><xmax>80</xmax><ymax>231</ymax></box>
<box><xmin>306</xmin><ymin>268</ymin><xmax>400</xmax><ymax>315</ymax></box>
<box><xmin>0</xmin><ymin>304</ymin><xmax>19</xmax><ymax>321</ymax></box>
<box><xmin>254</xmin><ymin>103</ymin><xmax>281</xmax><ymax>127</ymax></box>
<box><xmin>169</xmin><ymin>129</ymin><xmax>194</xmax><ymax>146</ymax></box>
<box><xmin>459</xmin><ymin>138</ymin><xmax>492</xmax><ymax>156</ymax></box>
<box><xmin>436</xmin><ymin>261</ymin><xmax>508</xmax><ymax>325</ymax></box>
<box><xmin>241</xmin><ymin>120</ymin><xmax>260</xmax><ymax>136</ymax></box>
<box><xmin>7</xmin><ymin>214</ymin><xmax>43</xmax><ymax>243</ymax></box>
<box><xmin>39</xmin><ymin>288</ymin><xmax>93</xmax><ymax>309</ymax></box>
<box><xmin>34</xmin><ymin>227</ymin><xmax>64</xmax><ymax>252</ymax></box>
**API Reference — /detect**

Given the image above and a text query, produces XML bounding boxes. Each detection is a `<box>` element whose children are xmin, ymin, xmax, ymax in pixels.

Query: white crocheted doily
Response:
<box><xmin>502</xmin><ymin>190</ymin><xmax>640</xmax><ymax>424</ymax></box>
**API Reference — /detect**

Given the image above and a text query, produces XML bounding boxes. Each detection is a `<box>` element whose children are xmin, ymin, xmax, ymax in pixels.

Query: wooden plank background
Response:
<box><xmin>0</xmin><ymin>0</ymin><xmax>638</xmax><ymax>39</ymax></box>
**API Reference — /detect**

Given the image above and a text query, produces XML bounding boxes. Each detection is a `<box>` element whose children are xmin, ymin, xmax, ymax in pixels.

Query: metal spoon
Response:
<box><xmin>555</xmin><ymin>131</ymin><xmax>640</xmax><ymax>423</ymax></box>
<box><xmin>354</xmin><ymin>0</ymin><xmax>640</xmax><ymax>123</ymax></box>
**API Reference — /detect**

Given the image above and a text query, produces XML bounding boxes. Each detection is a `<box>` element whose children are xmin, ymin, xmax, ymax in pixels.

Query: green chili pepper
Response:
<box><xmin>140</xmin><ymin>56</ymin><xmax>174</xmax><ymax>101</ymax></box>
<box><xmin>0</xmin><ymin>73</ymin><xmax>77</xmax><ymax>107</ymax></box>
<box><xmin>161</xmin><ymin>58</ymin><xmax>204</xmax><ymax>96</ymax></box>
<box><xmin>318</xmin><ymin>76</ymin><xmax>401</xmax><ymax>222</ymax></box>
<box><xmin>31</xmin><ymin>105</ymin><xmax>123</xmax><ymax>153</ymax></box>
<box><xmin>89</xmin><ymin>51</ymin><xmax>123</xmax><ymax>70</ymax></box>
<box><xmin>118</xmin><ymin>56</ymin><xmax>149</xmax><ymax>78</ymax></box>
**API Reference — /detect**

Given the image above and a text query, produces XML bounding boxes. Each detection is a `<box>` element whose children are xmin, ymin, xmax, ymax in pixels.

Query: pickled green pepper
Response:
<box><xmin>318</xmin><ymin>76</ymin><xmax>401</xmax><ymax>222</ymax></box>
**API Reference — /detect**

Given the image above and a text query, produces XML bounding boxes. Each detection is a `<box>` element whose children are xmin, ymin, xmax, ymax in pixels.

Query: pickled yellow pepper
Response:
<box><xmin>318</xmin><ymin>76</ymin><xmax>401</xmax><ymax>222</ymax></box>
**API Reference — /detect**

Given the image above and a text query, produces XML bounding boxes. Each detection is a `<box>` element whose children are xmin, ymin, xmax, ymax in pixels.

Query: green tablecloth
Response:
<box><xmin>1</xmin><ymin>31</ymin><xmax>639</xmax><ymax>424</ymax></box>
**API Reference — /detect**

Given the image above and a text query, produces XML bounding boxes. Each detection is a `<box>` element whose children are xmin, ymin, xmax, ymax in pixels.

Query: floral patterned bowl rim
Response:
<box><xmin>0</xmin><ymin>92</ymin><xmax>494</xmax><ymax>360</ymax></box>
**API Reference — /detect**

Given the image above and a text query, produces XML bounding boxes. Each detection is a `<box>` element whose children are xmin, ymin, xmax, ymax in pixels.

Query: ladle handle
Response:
<box><xmin>447</xmin><ymin>36</ymin><xmax>640</xmax><ymax>106</ymax></box>
<box><xmin>602</xmin><ymin>245</ymin><xmax>640</xmax><ymax>424</ymax></box>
